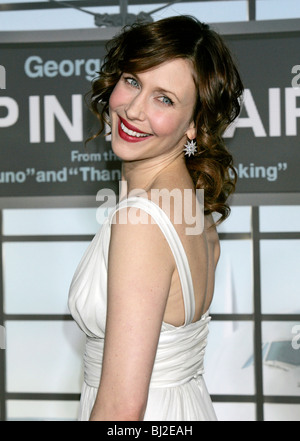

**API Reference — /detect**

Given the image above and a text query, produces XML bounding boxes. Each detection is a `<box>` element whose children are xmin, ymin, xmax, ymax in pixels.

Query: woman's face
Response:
<box><xmin>109</xmin><ymin>58</ymin><xmax>197</xmax><ymax>162</ymax></box>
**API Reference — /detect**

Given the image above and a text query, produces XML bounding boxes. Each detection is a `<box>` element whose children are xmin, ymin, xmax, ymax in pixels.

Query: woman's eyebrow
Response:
<box><xmin>132</xmin><ymin>72</ymin><xmax>180</xmax><ymax>102</ymax></box>
<box><xmin>155</xmin><ymin>87</ymin><xmax>180</xmax><ymax>102</ymax></box>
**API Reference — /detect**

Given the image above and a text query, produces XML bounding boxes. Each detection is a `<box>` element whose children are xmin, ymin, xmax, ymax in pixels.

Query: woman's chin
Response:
<box><xmin>111</xmin><ymin>137</ymin><xmax>151</xmax><ymax>162</ymax></box>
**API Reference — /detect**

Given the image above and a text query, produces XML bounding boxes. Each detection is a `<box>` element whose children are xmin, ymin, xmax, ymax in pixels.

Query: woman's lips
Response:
<box><xmin>118</xmin><ymin>116</ymin><xmax>152</xmax><ymax>143</ymax></box>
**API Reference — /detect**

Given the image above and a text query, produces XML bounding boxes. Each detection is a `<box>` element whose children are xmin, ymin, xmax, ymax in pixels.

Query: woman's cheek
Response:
<box><xmin>150</xmin><ymin>113</ymin><xmax>181</xmax><ymax>137</ymax></box>
<box><xmin>109</xmin><ymin>89</ymin><xmax>119</xmax><ymax>111</ymax></box>
<box><xmin>109</xmin><ymin>83</ymin><xmax>128</xmax><ymax>110</ymax></box>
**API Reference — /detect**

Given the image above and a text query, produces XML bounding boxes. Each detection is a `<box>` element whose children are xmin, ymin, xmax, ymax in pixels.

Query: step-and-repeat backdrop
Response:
<box><xmin>0</xmin><ymin>31</ymin><xmax>299</xmax><ymax>201</ymax></box>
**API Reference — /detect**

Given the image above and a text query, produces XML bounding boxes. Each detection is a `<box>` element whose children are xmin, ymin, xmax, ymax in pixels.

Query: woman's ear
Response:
<box><xmin>186</xmin><ymin>121</ymin><xmax>196</xmax><ymax>141</ymax></box>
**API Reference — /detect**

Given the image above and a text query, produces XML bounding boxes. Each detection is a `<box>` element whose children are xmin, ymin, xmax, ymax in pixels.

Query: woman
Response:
<box><xmin>68</xmin><ymin>15</ymin><xmax>243</xmax><ymax>421</ymax></box>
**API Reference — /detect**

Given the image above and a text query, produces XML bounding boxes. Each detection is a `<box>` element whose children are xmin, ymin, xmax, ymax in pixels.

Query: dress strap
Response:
<box><xmin>111</xmin><ymin>196</ymin><xmax>195</xmax><ymax>326</ymax></box>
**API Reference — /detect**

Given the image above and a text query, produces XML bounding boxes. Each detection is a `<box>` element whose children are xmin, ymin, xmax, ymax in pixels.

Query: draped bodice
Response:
<box><xmin>84</xmin><ymin>313</ymin><xmax>210</xmax><ymax>390</ymax></box>
<box><xmin>68</xmin><ymin>196</ymin><xmax>211</xmax><ymax>391</ymax></box>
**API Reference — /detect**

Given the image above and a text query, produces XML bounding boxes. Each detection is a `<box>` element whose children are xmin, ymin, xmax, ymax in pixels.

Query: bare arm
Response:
<box><xmin>89</xmin><ymin>207</ymin><xmax>175</xmax><ymax>421</ymax></box>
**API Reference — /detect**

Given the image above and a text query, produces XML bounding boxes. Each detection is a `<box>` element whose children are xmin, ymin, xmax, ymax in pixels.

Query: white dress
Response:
<box><xmin>68</xmin><ymin>196</ymin><xmax>217</xmax><ymax>421</ymax></box>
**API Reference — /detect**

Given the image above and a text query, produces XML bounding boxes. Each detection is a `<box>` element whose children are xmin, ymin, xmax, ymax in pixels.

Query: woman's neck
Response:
<box><xmin>119</xmin><ymin>152</ymin><xmax>187</xmax><ymax>199</ymax></box>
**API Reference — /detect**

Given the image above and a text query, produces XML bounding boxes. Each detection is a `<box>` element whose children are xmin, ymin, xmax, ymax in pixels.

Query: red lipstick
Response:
<box><xmin>118</xmin><ymin>116</ymin><xmax>152</xmax><ymax>143</ymax></box>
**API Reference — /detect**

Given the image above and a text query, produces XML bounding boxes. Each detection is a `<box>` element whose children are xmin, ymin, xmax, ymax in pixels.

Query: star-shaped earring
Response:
<box><xmin>183</xmin><ymin>139</ymin><xmax>197</xmax><ymax>157</ymax></box>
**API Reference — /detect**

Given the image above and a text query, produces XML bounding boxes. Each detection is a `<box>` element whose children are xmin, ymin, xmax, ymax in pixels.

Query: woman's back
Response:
<box><xmin>149</xmin><ymin>167</ymin><xmax>220</xmax><ymax>327</ymax></box>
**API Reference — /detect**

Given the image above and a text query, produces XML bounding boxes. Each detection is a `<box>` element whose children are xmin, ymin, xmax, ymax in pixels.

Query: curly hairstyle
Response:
<box><xmin>88</xmin><ymin>15</ymin><xmax>244</xmax><ymax>223</ymax></box>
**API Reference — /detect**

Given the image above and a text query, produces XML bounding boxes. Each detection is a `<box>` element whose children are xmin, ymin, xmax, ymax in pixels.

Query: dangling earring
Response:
<box><xmin>184</xmin><ymin>139</ymin><xmax>197</xmax><ymax>157</ymax></box>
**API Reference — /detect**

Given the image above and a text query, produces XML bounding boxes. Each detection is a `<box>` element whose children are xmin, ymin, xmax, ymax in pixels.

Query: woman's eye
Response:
<box><xmin>158</xmin><ymin>96</ymin><xmax>174</xmax><ymax>106</ymax></box>
<box><xmin>125</xmin><ymin>77</ymin><xmax>139</xmax><ymax>88</ymax></box>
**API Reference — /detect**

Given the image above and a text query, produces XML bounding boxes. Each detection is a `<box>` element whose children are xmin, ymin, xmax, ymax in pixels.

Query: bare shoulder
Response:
<box><xmin>110</xmin><ymin>204</ymin><xmax>176</xmax><ymax>271</ymax></box>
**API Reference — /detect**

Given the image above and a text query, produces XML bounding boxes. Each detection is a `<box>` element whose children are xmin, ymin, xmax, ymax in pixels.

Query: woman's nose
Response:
<box><xmin>124</xmin><ymin>93</ymin><xmax>146</xmax><ymax>121</ymax></box>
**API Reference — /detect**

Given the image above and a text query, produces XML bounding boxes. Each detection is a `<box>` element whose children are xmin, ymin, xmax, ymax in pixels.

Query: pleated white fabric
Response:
<box><xmin>68</xmin><ymin>196</ymin><xmax>217</xmax><ymax>421</ymax></box>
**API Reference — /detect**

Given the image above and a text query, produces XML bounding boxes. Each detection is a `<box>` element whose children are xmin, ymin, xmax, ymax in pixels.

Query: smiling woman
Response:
<box><xmin>108</xmin><ymin>59</ymin><xmax>197</xmax><ymax>159</ymax></box>
<box><xmin>89</xmin><ymin>16</ymin><xmax>243</xmax><ymax>221</ymax></box>
<box><xmin>68</xmin><ymin>15</ymin><xmax>243</xmax><ymax>422</ymax></box>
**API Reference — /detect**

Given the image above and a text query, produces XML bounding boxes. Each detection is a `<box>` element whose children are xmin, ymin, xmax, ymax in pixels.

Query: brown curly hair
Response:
<box><xmin>88</xmin><ymin>15</ymin><xmax>244</xmax><ymax>223</ymax></box>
